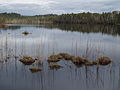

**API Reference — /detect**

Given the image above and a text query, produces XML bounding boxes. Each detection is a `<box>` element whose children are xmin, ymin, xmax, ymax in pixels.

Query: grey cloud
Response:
<box><xmin>0</xmin><ymin>0</ymin><xmax>119</xmax><ymax>15</ymax></box>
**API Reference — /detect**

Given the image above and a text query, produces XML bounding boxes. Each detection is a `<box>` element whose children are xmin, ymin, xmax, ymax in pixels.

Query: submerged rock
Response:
<box><xmin>29</xmin><ymin>67</ymin><xmax>42</xmax><ymax>73</ymax></box>
<box><xmin>19</xmin><ymin>56</ymin><xmax>35</xmax><ymax>65</ymax></box>
<box><xmin>49</xmin><ymin>64</ymin><xmax>63</xmax><ymax>69</ymax></box>
<box><xmin>97</xmin><ymin>56</ymin><xmax>112</xmax><ymax>65</ymax></box>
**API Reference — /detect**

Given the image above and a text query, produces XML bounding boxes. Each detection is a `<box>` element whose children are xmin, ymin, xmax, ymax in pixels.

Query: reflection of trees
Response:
<box><xmin>0</xmin><ymin>24</ymin><xmax>120</xmax><ymax>36</ymax></box>
<box><xmin>0</xmin><ymin>26</ymin><xmax>21</xmax><ymax>30</ymax></box>
<box><xmin>38</xmin><ymin>24</ymin><xmax>120</xmax><ymax>36</ymax></box>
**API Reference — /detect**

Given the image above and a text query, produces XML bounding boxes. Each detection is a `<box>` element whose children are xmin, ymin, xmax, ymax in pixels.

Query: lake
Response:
<box><xmin>0</xmin><ymin>24</ymin><xmax>120</xmax><ymax>90</ymax></box>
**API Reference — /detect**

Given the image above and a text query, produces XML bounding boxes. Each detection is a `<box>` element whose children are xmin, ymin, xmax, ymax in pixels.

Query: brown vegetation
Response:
<box><xmin>0</xmin><ymin>24</ymin><xmax>9</xmax><ymax>28</ymax></box>
<box><xmin>71</xmin><ymin>56</ymin><xmax>88</xmax><ymax>65</ymax></box>
<box><xmin>58</xmin><ymin>53</ymin><xmax>72</xmax><ymax>60</ymax></box>
<box><xmin>18</xmin><ymin>54</ymin><xmax>112</xmax><ymax>73</ymax></box>
<box><xmin>29</xmin><ymin>67</ymin><xmax>42</xmax><ymax>73</ymax></box>
<box><xmin>49</xmin><ymin>64</ymin><xmax>63</xmax><ymax>69</ymax></box>
<box><xmin>48</xmin><ymin>53</ymin><xmax>112</xmax><ymax>67</ymax></box>
<box><xmin>48</xmin><ymin>55</ymin><xmax>62</xmax><ymax>62</ymax></box>
<box><xmin>96</xmin><ymin>56</ymin><xmax>112</xmax><ymax>65</ymax></box>
<box><xmin>19</xmin><ymin>56</ymin><xmax>35</xmax><ymax>65</ymax></box>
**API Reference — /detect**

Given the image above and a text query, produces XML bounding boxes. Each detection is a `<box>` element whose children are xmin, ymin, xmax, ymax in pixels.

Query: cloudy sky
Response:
<box><xmin>0</xmin><ymin>0</ymin><xmax>119</xmax><ymax>15</ymax></box>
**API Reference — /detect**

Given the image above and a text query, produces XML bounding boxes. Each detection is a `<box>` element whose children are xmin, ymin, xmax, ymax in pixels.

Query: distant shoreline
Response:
<box><xmin>0</xmin><ymin>11</ymin><xmax>120</xmax><ymax>25</ymax></box>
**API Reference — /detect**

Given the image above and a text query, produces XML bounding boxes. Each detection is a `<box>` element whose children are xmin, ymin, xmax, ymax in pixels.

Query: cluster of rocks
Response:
<box><xmin>48</xmin><ymin>53</ymin><xmax>112</xmax><ymax>66</ymax></box>
<box><xmin>19</xmin><ymin>56</ymin><xmax>41</xmax><ymax>73</ymax></box>
<box><xmin>19</xmin><ymin>53</ymin><xmax>112</xmax><ymax>73</ymax></box>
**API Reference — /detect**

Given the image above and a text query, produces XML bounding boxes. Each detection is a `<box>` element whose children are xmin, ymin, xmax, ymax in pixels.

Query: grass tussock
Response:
<box><xmin>19</xmin><ymin>56</ymin><xmax>35</xmax><ymax>65</ymax></box>
<box><xmin>96</xmin><ymin>56</ymin><xmax>112</xmax><ymax>65</ymax></box>
<box><xmin>49</xmin><ymin>64</ymin><xmax>63</xmax><ymax>69</ymax></box>
<box><xmin>29</xmin><ymin>67</ymin><xmax>42</xmax><ymax>73</ymax></box>
<box><xmin>48</xmin><ymin>53</ymin><xmax>112</xmax><ymax>66</ymax></box>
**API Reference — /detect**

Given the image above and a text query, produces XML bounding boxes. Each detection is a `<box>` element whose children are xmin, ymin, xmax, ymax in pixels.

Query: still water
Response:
<box><xmin>0</xmin><ymin>24</ymin><xmax>120</xmax><ymax>90</ymax></box>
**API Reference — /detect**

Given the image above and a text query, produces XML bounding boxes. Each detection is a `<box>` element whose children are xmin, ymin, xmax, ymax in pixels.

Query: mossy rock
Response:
<box><xmin>85</xmin><ymin>61</ymin><xmax>96</xmax><ymax>66</ymax></box>
<box><xmin>49</xmin><ymin>64</ymin><xmax>63</xmax><ymax>69</ymax></box>
<box><xmin>56</xmin><ymin>54</ymin><xmax>63</xmax><ymax>59</ymax></box>
<box><xmin>29</xmin><ymin>67</ymin><xmax>42</xmax><ymax>73</ymax></box>
<box><xmin>48</xmin><ymin>55</ymin><xmax>61</xmax><ymax>62</ymax></box>
<box><xmin>97</xmin><ymin>56</ymin><xmax>112</xmax><ymax>65</ymax></box>
<box><xmin>19</xmin><ymin>56</ymin><xmax>35</xmax><ymax>65</ymax></box>
<box><xmin>71</xmin><ymin>56</ymin><xmax>89</xmax><ymax>65</ymax></box>
<box><xmin>58</xmin><ymin>53</ymin><xmax>73</xmax><ymax>60</ymax></box>
<box><xmin>92</xmin><ymin>61</ymin><xmax>98</xmax><ymax>65</ymax></box>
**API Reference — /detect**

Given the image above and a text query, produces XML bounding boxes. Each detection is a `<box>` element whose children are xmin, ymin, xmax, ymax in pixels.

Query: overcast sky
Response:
<box><xmin>0</xmin><ymin>0</ymin><xmax>119</xmax><ymax>15</ymax></box>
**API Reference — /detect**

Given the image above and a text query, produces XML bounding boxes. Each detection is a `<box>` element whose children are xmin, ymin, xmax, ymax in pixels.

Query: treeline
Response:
<box><xmin>0</xmin><ymin>11</ymin><xmax>120</xmax><ymax>25</ymax></box>
<box><xmin>0</xmin><ymin>13</ymin><xmax>57</xmax><ymax>24</ymax></box>
<box><xmin>54</xmin><ymin>11</ymin><xmax>120</xmax><ymax>25</ymax></box>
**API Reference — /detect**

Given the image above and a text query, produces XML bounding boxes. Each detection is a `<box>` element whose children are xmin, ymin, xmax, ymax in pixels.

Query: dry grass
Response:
<box><xmin>49</xmin><ymin>64</ymin><xmax>63</xmax><ymax>69</ymax></box>
<box><xmin>19</xmin><ymin>56</ymin><xmax>35</xmax><ymax>65</ymax></box>
<box><xmin>29</xmin><ymin>67</ymin><xmax>42</xmax><ymax>73</ymax></box>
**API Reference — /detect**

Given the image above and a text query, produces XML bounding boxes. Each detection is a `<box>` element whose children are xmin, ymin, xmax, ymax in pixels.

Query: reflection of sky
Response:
<box><xmin>0</xmin><ymin>25</ymin><xmax>120</xmax><ymax>61</ymax></box>
<box><xmin>0</xmin><ymin>0</ymin><xmax>119</xmax><ymax>15</ymax></box>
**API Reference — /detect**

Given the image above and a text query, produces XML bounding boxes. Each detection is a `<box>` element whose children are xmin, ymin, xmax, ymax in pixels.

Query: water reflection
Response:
<box><xmin>1</xmin><ymin>24</ymin><xmax>120</xmax><ymax>36</ymax></box>
<box><xmin>0</xmin><ymin>24</ymin><xmax>120</xmax><ymax>90</ymax></box>
<box><xmin>37</xmin><ymin>24</ymin><xmax>120</xmax><ymax>36</ymax></box>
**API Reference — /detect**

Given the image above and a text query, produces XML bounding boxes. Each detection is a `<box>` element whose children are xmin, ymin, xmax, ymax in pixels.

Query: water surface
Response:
<box><xmin>0</xmin><ymin>24</ymin><xmax>120</xmax><ymax>90</ymax></box>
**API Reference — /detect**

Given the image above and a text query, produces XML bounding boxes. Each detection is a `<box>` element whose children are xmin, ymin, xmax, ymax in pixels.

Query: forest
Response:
<box><xmin>0</xmin><ymin>11</ymin><xmax>120</xmax><ymax>25</ymax></box>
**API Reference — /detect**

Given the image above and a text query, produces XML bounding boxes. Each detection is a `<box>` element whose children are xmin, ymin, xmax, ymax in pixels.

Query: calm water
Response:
<box><xmin>0</xmin><ymin>24</ymin><xmax>120</xmax><ymax>90</ymax></box>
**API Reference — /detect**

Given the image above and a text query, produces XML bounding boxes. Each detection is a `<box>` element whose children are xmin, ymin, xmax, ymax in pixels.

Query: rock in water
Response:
<box><xmin>49</xmin><ymin>64</ymin><xmax>63</xmax><ymax>69</ymax></box>
<box><xmin>97</xmin><ymin>56</ymin><xmax>112</xmax><ymax>65</ymax></box>
<box><xmin>22</xmin><ymin>31</ymin><xmax>30</xmax><ymax>35</ymax></box>
<box><xmin>19</xmin><ymin>56</ymin><xmax>35</xmax><ymax>65</ymax></box>
<box><xmin>48</xmin><ymin>55</ymin><xmax>61</xmax><ymax>62</ymax></box>
<box><xmin>71</xmin><ymin>56</ymin><xmax>88</xmax><ymax>65</ymax></box>
<box><xmin>58</xmin><ymin>53</ymin><xmax>72</xmax><ymax>60</ymax></box>
<box><xmin>29</xmin><ymin>67</ymin><xmax>42</xmax><ymax>73</ymax></box>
